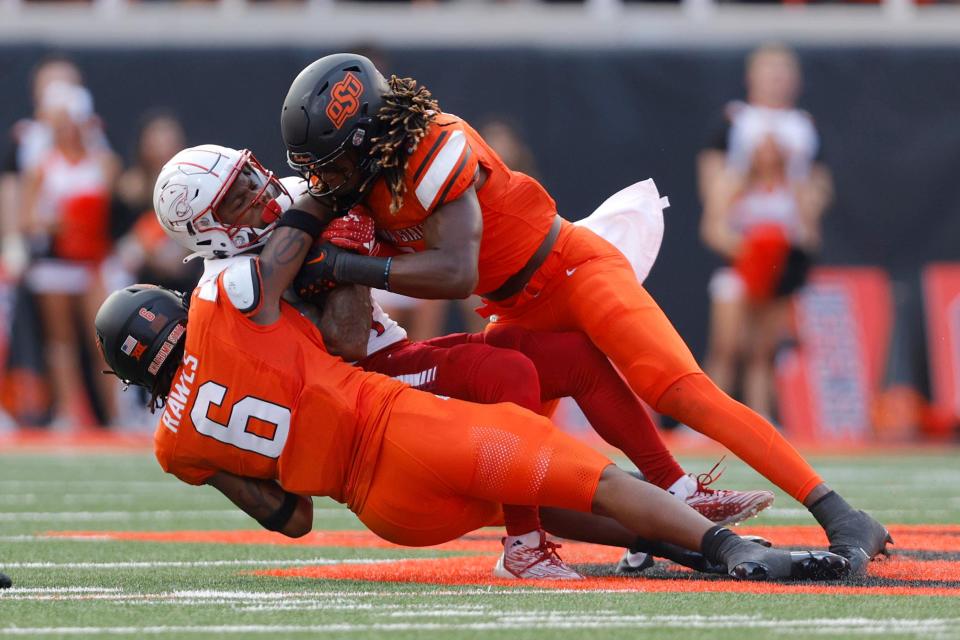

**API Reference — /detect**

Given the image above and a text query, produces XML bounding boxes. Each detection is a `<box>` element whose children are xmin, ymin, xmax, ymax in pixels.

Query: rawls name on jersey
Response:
<box><xmin>162</xmin><ymin>352</ymin><xmax>199</xmax><ymax>433</ymax></box>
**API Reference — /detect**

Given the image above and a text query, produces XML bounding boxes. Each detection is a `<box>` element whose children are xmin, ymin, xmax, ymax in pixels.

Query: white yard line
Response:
<box><xmin>2</xmin><ymin>587</ymin><xmax>121</xmax><ymax>594</ymax></box>
<box><xmin>0</xmin><ymin>509</ymin><xmax>354</xmax><ymax>522</ymax></box>
<box><xmin>0</xmin><ymin>617</ymin><xmax>957</xmax><ymax>635</ymax></box>
<box><xmin>1</xmin><ymin>558</ymin><xmax>395</xmax><ymax>570</ymax></box>
<box><xmin>0</xmin><ymin>510</ymin><xmax>247</xmax><ymax>522</ymax></box>
<box><xmin>0</xmin><ymin>534</ymin><xmax>119</xmax><ymax>542</ymax></box>
<box><xmin>0</xmin><ymin>481</ymin><xmax>171</xmax><ymax>490</ymax></box>
<box><xmin>0</xmin><ymin>494</ymin><xmax>207</xmax><ymax>505</ymax></box>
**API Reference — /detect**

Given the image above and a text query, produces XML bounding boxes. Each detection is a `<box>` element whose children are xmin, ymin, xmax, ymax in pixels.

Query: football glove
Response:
<box><xmin>294</xmin><ymin>242</ymin><xmax>342</xmax><ymax>303</ymax></box>
<box><xmin>321</xmin><ymin>208</ymin><xmax>378</xmax><ymax>256</ymax></box>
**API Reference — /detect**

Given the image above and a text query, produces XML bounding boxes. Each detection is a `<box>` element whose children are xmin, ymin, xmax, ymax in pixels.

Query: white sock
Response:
<box><xmin>504</xmin><ymin>530</ymin><xmax>542</xmax><ymax>549</ymax></box>
<box><xmin>667</xmin><ymin>475</ymin><xmax>697</xmax><ymax>501</ymax></box>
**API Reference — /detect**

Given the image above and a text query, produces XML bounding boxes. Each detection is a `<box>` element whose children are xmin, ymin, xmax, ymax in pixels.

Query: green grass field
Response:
<box><xmin>2</xmin><ymin>447</ymin><xmax>959</xmax><ymax>639</ymax></box>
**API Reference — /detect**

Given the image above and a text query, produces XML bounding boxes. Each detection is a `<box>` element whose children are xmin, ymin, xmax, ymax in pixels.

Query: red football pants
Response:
<box><xmin>358</xmin><ymin>328</ymin><xmax>685</xmax><ymax>491</ymax></box>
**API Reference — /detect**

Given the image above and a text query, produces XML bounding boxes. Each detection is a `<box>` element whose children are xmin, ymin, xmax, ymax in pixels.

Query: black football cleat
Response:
<box><xmin>825</xmin><ymin>510</ymin><xmax>893</xmax><ymax>577</ymax></box>
<box><xmin>727</xmin><ymin>546</ymin><xmax>851</xmax><ymax>581</ymax></box>
<box><xmin>0</xmin><ymin>572</ymin><xmax>11</xmax><ymax>589</ymax></box>
<box><xmin>620</xmin><ymin>535</ymin><xmax>773</xmax><ymax>575</ymax></box>
<box><xmin>740</xmin><ymin>534</ymin><xmax>773</xmax><ymax>548</ymax></box>
<box><xmin>787</xmin><ymin>550</ymin><xmax>853</xmax><ymax>580</ymax></box>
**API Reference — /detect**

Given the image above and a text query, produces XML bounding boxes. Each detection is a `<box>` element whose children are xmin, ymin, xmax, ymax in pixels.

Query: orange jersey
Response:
<box><xmin>153</xmin><ymin>258</ymin><xmax>406</xmax><ymax>511</ymax></box>
<box><xmin>365</xmin><ymin>113</ymin><xmax>557</xmax><ymax>294</ymax></box>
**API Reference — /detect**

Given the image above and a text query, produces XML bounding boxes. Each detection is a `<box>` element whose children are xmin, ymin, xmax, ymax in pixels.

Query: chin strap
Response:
<box><xmin>182</xmin><ymin>252</ymin><xmax>206</xmax><ymax>264</ymax></box>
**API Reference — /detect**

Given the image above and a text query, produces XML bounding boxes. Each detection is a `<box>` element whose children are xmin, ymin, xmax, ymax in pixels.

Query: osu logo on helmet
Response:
<box><xmin>326</xmin><ymin>72</ymin><xmax>365</xmax><ymax>130</ymax></box>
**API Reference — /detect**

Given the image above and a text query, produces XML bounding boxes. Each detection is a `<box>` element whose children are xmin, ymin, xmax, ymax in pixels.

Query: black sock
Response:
<box><xmin>629</xmin><ymin>536</ymin><xmax>653</xmax><ymax>554</ymax></box>
<box><xmin>808</xmin><ymin>491</ymin><xmax>855</xmax><ymax>531</ymax></box>
<box><xmin>701</xmin><ymin>525</ymin><xmax>738</xmax><ymax>567</ymax></box>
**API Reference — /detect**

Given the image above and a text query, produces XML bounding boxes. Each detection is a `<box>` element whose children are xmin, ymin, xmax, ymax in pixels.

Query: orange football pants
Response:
<box><xmin>356</xmin><ymin>387</ymin><xmax>611</xmax><ymax>547</ymax></box>
<box><xmin>484</xmin><ymin>221</ymin><xmax>822</xmax><ymax>503</ymax></box>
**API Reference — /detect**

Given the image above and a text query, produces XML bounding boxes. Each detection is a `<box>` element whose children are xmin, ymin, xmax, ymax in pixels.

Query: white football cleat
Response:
<box><xmin>672</xmin><ymin>459</ymin><xmax>774</xmax><ymax>526</ymax></box>
<box><xmin>493</xmin><ymin>530</ymin><xmax>583</xmax><ymax>580</ymax></box>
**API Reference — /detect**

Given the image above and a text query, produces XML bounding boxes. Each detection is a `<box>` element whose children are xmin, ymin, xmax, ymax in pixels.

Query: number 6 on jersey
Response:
<box><xmin>190</xmin><ymin>381</ymin><xmax>291</xmax><ymax>458</ymax></box>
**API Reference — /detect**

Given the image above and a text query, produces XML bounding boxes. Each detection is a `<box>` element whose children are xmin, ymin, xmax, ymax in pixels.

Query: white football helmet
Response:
<box><xmin>153</xmin><ymin>144</ymin><xmax>289</xmax><ymax>260</ymax></box>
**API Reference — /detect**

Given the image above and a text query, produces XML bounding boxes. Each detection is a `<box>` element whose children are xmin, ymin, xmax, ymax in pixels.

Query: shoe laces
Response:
<box><xmin>694</xmin><ymin>456</ymin><xmax>727</xmax><ymax>496</ymax></box>
<box><xmin>539</xmin><ymin>538</ymin><xmax>566</xmax><ymax>565</ymax></box>
<box><xmin>515</xmin><ymin>536</ymin><xmax>568</xmax><ymax>573</ymax></box>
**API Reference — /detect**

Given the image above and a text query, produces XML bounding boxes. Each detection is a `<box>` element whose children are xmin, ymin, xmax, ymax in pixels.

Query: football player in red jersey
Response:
<box><xmin>281</xmin><ymin>53</ymin><xmax>890</xmax><ymax>576</ymax></box>
<box><xmin>151</xmin><ymin>143</ymin><xmax>774</xmax><ymax>578</ymax></box>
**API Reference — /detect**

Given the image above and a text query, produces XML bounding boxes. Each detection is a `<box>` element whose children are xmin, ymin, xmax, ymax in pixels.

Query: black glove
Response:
<box><xmin>294</xmin><ymin>242</ymin><xmax>342</xmax><ymax>303</ymax></box>
<box><xmin>295</xmin><ymin>240</ymin><xmax>393</xmax><ymax>303</ymax></box>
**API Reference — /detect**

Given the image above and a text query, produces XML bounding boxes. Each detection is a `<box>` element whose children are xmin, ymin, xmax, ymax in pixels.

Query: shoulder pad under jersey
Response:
<box><xmin>222</xmin><ymin>257</ymin><xmax>263</xmax><ymax>316</ymax></box>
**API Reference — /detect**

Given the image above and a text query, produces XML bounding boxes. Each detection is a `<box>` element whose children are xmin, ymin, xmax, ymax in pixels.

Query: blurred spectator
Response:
<box><xmin>478</xmin><ymin>115</ymin><xmax>539</xmax><ymax>178</ymax></box>
<box><xmin>2</xmin><ymin>55</ymin><xmax>85</xmax><ymax>279</ymax></box>
<box><xmin>109</xmin><ymin>111</ymin><xmax>198</xmax><ymax>293</ymax></box>
<box><xmin>697</xmin><ymin>43</ymin><xmax>832</xmax><ymax>422</ymax></box>
<box><xmin>106</xmin><ymin>112</ymin><xmax>199</xmax><ymax>429</ymax></box>
<box><xmin>19</xmin><ymin>80</ymin><xmax>121</xmax><ymax>428</ymax></box>
<box><xmin>1</xmin><ymin>55</ymin><xmax>87</xmax><ymax>427</ymax></box>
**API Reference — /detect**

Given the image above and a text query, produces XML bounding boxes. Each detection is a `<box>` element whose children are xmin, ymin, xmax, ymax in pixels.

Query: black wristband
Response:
<box><xmin>258</xmin><ymin>491</ymin><xmax>300</xmax><ymax>532</ymax></box>
<box><xmin>334</xmin><ymin>252</ymin><xmax>392</xmax><ymax>291</ymax></box>
<box><xmin>276</xmin><ymin>208</ymin><xmax>325</xmax><ymax>240</ymax></box>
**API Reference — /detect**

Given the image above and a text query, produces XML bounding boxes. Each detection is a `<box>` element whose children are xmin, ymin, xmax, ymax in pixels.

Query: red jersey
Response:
<box><xmin>153</xmin><ymin>258</ymin><xmax>406</xmax><ymax>511</ymax></box>
<box><xmin>366</xmin><ymin>113</ymin><xmax>557</xmax><ymax>294</ymax></box>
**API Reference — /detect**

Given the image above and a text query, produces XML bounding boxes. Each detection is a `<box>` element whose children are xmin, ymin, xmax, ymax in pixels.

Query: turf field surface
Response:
<box><xmin>1</xmin><ymin>439</ymin><xmax>959</xmax><ymax>639</ymax></box>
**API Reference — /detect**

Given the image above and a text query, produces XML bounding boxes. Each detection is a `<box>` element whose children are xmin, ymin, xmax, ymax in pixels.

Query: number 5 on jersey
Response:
<box><xmin>191</xmin><ymin>381</ymin><xmax>290</xmax><ymax>458</ymax></box>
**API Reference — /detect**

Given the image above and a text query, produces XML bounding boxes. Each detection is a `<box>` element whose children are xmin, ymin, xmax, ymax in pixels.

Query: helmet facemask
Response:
<box><xmin>206</xmin><ymin>151</ymin><xmax>290</xmax><ymax>257</ymax></box>
<box><xmin>287</xmin><ymin>135</ymin><xmax>381</xmax><ymax>213</ymax></box>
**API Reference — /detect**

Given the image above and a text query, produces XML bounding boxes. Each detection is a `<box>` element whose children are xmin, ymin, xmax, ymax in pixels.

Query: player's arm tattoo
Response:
<box><xmin>207</xmin><ymin>471</ymin><xmax>285</xmax><ymax>520</ymax></box>
<box><xmin>251</xmin><ymin>226</ymin><xmax>313</xmax><ymax>325</ymax></box>
<box><xmin>206</xmin><ymin>471</ymin><xmax>312</xmax><ymax>537</ymax></box>
<box><xmin>259</xmin><ymin>227</ymin><xmax>310</xmax><ymax>282</ymax></box>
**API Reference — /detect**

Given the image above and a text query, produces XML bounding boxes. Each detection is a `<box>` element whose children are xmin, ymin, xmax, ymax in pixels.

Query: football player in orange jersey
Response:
<box><xmin>281</xmin><ymin>53</ymin><xmax>890</xmax><ymax>576</ymax></box>
<box><xmin>150</xmin><ymin>144</ymin><xmax>774</xmax><ymax>578</ymax></box>
<box><xmin>93</xmin><ymin>222</ymin><xmax>850</xmax><ymax>581</ymax></box>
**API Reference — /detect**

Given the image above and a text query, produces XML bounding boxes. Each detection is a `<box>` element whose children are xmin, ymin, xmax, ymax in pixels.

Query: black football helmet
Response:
<box><xmin>94</xmin><ymin>285</ymin><xmax>188</xmax><ymax>396</ymax></box>
<box><xmin>281</xmin><ymin>53</ymin><xmax>389</xmax><ymax>210</ymax></box>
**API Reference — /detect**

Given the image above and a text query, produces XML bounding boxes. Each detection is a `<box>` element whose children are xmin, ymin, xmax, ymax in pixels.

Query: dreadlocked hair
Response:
<box><xmin>102</xmin><ymin>354</ymin><xmax>179</xmax><ymax>415</ymax></box>
<box><xmin>369</xmin><ymin>75</ymin><xmax>440</xmax><ymax>214</ymax></box>
<box><xmin>147</xmin><ymin>350</ymin><xmax>181</xmax><ymax>414</ymax></box>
